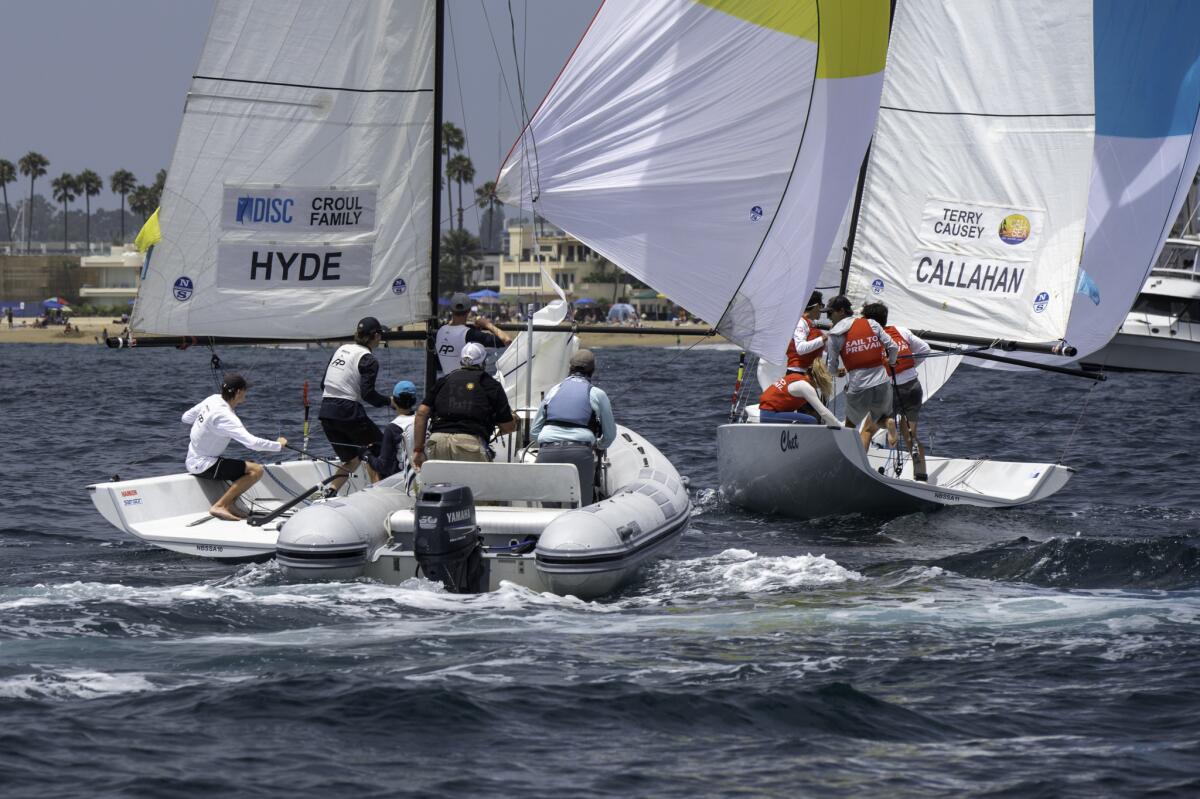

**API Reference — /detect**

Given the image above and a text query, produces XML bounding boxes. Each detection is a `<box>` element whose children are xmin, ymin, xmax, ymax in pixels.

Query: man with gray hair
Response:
<box><xmin>530</xmin><ymin>349</ymin><xmax>617</xmax><ymax>505</ymax></box>
<box><xmin>413</xmin><ymin>342</ymin><xmax>516</xmax><ymax>468</ymax></box>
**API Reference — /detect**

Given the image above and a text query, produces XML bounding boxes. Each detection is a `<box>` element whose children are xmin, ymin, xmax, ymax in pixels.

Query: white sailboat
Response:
<box><xmin>87</xmin><ymin>0</ymin><xmax>691</xmax><ymax>599</ymax></box>
<box><xmin>1083</xmin><ymin>236</ymin><xmax>1200</xmax><ymax>374</ymax></box>
<box><xmin>494</xmin><ymin>0</ymin><xmax>1200</xmax><ymax>519</ymax></box>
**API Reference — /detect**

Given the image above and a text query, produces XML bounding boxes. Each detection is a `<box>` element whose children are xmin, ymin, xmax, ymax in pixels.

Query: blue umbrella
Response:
<box><xmin>574</xmin><ymin>297</ymin><xmax>596</xmax><ymax>305</ymax></box>
<box><xmin>42</xmin><ymin>296</ymin><xmax>70</xmax><ymax>309</ymax></box>
<box><xmin>468</xmin><ymin>289</ymin><xmax>501</xmax><ymax>300</ymax></box>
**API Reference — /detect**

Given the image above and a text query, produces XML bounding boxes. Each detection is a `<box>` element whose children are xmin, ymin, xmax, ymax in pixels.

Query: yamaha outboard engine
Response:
<box><xmin>414</xmin><ymin>483</ymin><xmax>488</xmax><ymax>593</ymax></box>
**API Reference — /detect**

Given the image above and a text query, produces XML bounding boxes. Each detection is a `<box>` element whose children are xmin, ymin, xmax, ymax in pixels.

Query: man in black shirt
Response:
<box><xmin>412</xmin><ymin>342</ymin><xmax>516</xmax><ymax>469</ymax></box>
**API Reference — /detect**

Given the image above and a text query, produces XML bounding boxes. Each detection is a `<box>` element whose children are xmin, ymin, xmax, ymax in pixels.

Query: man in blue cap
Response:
<box><xmin>368</xmin><ymin>379</ymin><xmax>418</xmax><ymax>480</ymax></box>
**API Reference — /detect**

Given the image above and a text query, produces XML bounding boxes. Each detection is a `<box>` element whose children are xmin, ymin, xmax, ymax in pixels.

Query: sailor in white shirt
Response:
<box><xmin>182</xmin><ymin>373</ymin><xmax>286</xmax><ymax>521</ymax></box>
<box><xmin>434</xmin><ymin>292</ymin><xmax>511</xmax><ymax>374</ymax></box>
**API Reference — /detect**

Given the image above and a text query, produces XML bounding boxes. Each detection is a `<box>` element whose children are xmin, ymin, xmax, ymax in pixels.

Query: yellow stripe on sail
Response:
<box><xmin>694</xmin><ymin>0</ymin><xmax>888</xmax><ymax>78</ymax></box>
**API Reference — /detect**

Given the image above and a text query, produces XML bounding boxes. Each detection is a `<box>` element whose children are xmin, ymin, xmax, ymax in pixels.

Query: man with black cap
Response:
<box><xmin>412</xmin><ymin>342</ymin><xmax>517</xmax><ymax>468</ymax></box>
<box><xmin>182</xmin><ymin>373</ymin><xmax>286</xmax><ymax>521</ymax></box>
<box><xmin>319</xmin><ymin>316</ymin><xmax>391</xmax><ymax>493</ymax></box>
<box><xmin>435</xmin><ymin>292</ymin><xmax>511</xmax><ymax>374</ymax></box>
<box><xmin>529</xmin><ymin>348</ymin><xmax>617</xmax><ymax>505</ymax></box>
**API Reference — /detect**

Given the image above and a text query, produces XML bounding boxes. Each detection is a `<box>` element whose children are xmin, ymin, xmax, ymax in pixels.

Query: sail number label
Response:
<box><xmin>221</xmin><ymin>186</ymin><xmax>377</xmax><ymax>231</ymax></box>
<box><xmin>217</xmin><ymin>242</ymin><xmax>374</xmax><ymax>289</ymax></box>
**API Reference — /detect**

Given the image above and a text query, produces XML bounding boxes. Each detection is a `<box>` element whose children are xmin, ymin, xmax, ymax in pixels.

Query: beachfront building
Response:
<box><xmin>499</xmin><ymin>221</ymin><xmax>603</xmax><ymax>300</ymax></box>
<box><xmin>79</xmin><ymin>244</ymin><xmax>142</xmax><ymax>306</ymax></box>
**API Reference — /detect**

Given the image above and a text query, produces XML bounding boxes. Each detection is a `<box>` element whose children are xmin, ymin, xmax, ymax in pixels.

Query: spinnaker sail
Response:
<box><xmin>497</xmin><ymin>0</ymin><xmax>890</xmax><ymax>359</ymax></box>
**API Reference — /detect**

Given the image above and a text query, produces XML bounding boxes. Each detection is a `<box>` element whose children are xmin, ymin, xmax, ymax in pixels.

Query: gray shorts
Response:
<box><xmin>845</xmin><ymin>382</ymin><xmax>892</xmax><ymax>427</ymax></box>
<box><xmin>893</xmin><ymin>378</ymin><xmax>924</xmax><ymax>421</ymax></box>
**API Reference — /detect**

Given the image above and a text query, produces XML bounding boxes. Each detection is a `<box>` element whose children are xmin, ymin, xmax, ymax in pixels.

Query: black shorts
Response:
<box><xmin>194</xmin><ymin>457</ymin><xmax>247</xmax><ymax>481</ymax></box>
<box><xmin>321</xmin><ymin>416</ymin><xmax>383</xmax><ymax>462</ymax></box>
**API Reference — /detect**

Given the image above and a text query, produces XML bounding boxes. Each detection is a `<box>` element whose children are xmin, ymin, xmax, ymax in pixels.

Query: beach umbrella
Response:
<box><xmin>437</xmin><ymin>296</ymin><xmax>451</xmax><ymax>306</ymax></box>
<box><xmin>468</xmin><ymin>289</ymin><xmax>501</xmax><ymax>300</ymax></box>
<box><xmin>574</xmin><ymin>297</ymin><xmax>596</xmax><ymax>305</ymax></box>
<box><xmin>42</xmin><ymin>296</ymin><xmax>70</xmax><ymax>309</ymax></box>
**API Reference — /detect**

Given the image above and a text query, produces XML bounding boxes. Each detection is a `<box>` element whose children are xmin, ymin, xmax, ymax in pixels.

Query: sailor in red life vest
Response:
<box><xmin>757</xmin><ymin>291</ymin><xmax>841</xmax><ymax>425</ymax></box>
<box><xmin>825</xmin><ymin>294</ymin><xmax>899</xmax><ymax>450</ymax></box>
<box><xmin>862</xmin><ymin>301</ymin><xmax>932</xmax><ymax>481</ymax></box>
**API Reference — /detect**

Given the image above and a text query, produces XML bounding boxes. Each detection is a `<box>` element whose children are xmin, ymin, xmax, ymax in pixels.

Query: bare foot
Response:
<box><xmin>209</xmin><ymin>506</ymin><xmax>241</xmax><ymax>522</ymax></box>
<box><xmin>229</xmin><ymin>505</ymin><xmax>251</xmax><ymax>519</ymax></box>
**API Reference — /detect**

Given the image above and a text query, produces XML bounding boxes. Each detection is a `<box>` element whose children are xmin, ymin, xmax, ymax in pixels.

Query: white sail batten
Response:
<box><xmin>133</xmin><ymin>0</ymin><xmax>435</xmax><ymax>338</ymax></box>
<box><xmin>844</xmin><ymin>0</ymin><xmax>1095</xmax><ymax>345</ymax></box>
<box><xmin>497</xmin><ymin>0</ymin><xmax>889</xmax><ymax>360</ymax></box>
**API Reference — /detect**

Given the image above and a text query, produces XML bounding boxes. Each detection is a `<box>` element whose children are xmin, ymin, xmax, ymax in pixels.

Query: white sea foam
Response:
<box><xmin>0</xmin><ymin>668</ymin><xmax>157</xmax><ymax>701</ymax></box>
<box><xmin>660</xmin><ymin>548</ymin><xmax>863</xmax><ymax>598</ymax></box>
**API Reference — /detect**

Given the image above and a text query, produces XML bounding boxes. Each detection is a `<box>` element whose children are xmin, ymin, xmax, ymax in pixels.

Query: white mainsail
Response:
<box><xmin>843</xmin><ymin>0</ymin><xmax>1095</xmax><ymax>346</ymax></box>
<box><xmin>497</xmin><ymin>0</ymin><xmax>890</xmax><ymax>359</ymax></box>
<box><xmin>133</xmin><ymin>0</ymin><xmax>436</xmax><ymax>338</ymax></box>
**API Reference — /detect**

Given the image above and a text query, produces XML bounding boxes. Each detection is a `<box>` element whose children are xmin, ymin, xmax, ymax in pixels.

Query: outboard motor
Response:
<box><xmin>414</xmin><ymin>483</ymin><xmax>488</xmax><ymax>593</ymax></box>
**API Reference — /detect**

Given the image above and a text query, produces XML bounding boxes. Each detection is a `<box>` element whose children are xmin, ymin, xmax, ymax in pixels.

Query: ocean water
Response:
<box><xmin>1</xmin><ymin>342</ymin><xmax>1198</xmax><ymax>798</ymax></box>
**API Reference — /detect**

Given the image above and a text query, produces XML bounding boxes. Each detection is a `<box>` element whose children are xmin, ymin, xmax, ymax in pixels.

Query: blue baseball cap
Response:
<box><xmin>392</xmin><ymin>380</ymin><xmax>417</xmax><ymax>397</ymax></box>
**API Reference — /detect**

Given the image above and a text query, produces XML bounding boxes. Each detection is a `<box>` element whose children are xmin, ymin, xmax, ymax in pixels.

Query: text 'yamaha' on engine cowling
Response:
<box><xmin>274</xmin><ymin>481</ymin><xmax>401</xmax><ymax>582</ymax></box>
<box><xmin>413</xmin><ymin>483</ymin><xmax>488</xmax><ymax>594</ymax></box>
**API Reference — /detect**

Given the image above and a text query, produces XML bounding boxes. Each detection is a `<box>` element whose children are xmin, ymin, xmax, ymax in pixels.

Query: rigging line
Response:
<box><xmin>707</xmin><ymin>1</ymin><xmax>822</xmax><ymax>347</ymax></box>
<box><xmin>508</xmin><ymin>0</ymin><xmax>540</xmax><ymax>202</ymax></box>
<box><xmin>1058</xmin><ymin>378</ymin><xmax>1102</xmax><ymax>465</ymax></box>
<box><xmin>191</xmin><ymin>75</ymin><xmax>433</xmax><ymax>95</ymax></box>
<box><xmin>478</xmin><ymin>0</ymin><xmax>524</xmax><ymax>140</ymax></box>
<box><xmin>446</xmin><ymin>4</ymin><xmax>482</xmax><ymax>235</ymax></box>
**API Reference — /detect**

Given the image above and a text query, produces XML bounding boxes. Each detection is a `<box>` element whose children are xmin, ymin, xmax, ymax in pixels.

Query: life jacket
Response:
<box><xmin>883</xmin><ymin>325</ymin><xmax>916</xmax><ymax>377</ymax></box>
<box><xmin>786</xmin><ymin>316</ymin><xmax>824</xmax><ymax>371</ymax></box>
<box><xmin>431</xmin><ymin>368</ymin><xmax>495</xmax><ymax>437</ymax></box>
<box><xmin>322</xmin><ymin>343</ymin><xmax>370</xmax><ymax>402</ymax></box>
<box><xmin>544</xmin><ymin>375</ymin><xmax>598</xmax><ymax>431</ymax></box>
<box><xmin>758</xmin><ymin>373</ymin><xmax>813</xmax><ymax>414</ymax></box>
<box><xmin>435</xmin><ymin>324</ymin><xmax>470</xmax><ymax>374</ymax></box>
<box><xmin>839</xmin><ymin>317</ymin><xmax>885</xmax><ymax>372</ymax></box>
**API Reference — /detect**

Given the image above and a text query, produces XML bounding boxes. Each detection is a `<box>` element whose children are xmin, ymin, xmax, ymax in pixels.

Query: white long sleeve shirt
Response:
<box><xmin>182</xmin><ymin>394</ymin><xmax>282</xmax><ymax>474</ymax></box>
<box><xmin>827</xmin><ymin>317</ymin><xmax>900</xmax><ymax>393</ymax></box>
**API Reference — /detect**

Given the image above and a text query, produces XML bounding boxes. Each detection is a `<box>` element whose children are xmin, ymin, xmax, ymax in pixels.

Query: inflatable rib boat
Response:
<box><xmin>276</xmin><ymin>425</ymin><xmax>691</xmax><ymax>600</ymax></box>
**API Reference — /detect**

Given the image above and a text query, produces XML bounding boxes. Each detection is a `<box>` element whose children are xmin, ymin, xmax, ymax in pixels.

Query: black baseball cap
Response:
<box><xmin>450</xmin><ymin>293</ymin><xmax>471</xmax><ymax>313</ymax></box>
<box><xmin>356</xmin><ymin>316</ymin><xmax>386</xmax><ymax>336</ymax></box>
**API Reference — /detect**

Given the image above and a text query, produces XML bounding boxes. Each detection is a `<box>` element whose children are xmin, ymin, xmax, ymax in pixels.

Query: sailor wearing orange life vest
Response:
<box><xmin>757</xmin><ymin>291</ymin><xmax>841</xmax><ymax>425</ymax></box>
<box><xmin>825</xmin><ymin>295</ymin><xmax>899</xmax><ymax>451</ymax></box>
<box><xmin>862</xmin><ymin>301</ymin><xmax>932</xmax><ymax>481</ymax></box>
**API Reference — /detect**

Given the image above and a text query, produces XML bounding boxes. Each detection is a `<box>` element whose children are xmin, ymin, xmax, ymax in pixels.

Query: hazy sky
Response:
<box><xmin>0</xmin><ymin>0</ymin><xmax>598</xmax><ymax>216</ymax></box>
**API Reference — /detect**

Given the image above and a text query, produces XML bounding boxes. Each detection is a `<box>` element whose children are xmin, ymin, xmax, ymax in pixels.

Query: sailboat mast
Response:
<box><xmin>838</xmin><ymin>148</ymin><xmax>871</xmax><ymax>296</ymax></box>
<box><xmin>425</xmin><ymin>0</ymin><xmax>446</xmax><ymax>393</ymax></box>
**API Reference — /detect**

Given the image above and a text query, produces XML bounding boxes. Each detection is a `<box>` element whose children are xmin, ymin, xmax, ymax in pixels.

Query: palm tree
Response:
<box><xmin>0</xmin><ymin>159</ymin><xmax>15</xmax><ymax>245</ymax></box>
<box><xmin>439</xmin><ymin>228</ymin><xmax>480</xmax><ymax>293</ymax></box>
<box><xmin>76</xmin><ymin>169</ymin><xmax>103</xmax><ymax>253</ymax></box>
<box><xmin>109</xmin><ymin>169</ymin><xmax>136</xmax><ymax>242</ymax></box>
<box><xmin>441</xmin><ymin>122</ymin><xmax>464</xmax><ymax>227</ymax></box>
<box><xmin>475</xmin><ymin>180</ymin><xmax>503</xmax><ymax>251</ymax></box>
<box><xmin>446</xmin><ymin>154</ymin><xmax>475</xmax><ymax>231</ymax></box>
<box><xmin>18</xmin><ymin>151</ymin><xmax>49</xmax><ymax>252</ymax></box>
<box><xmin>128</xmin><ymin>185</ymin><xmax>154</xmax><ymax>224</ymax></box>
<box><xmin>51</xmin><ymin>173</ymin><xmax>77</xmax><ymax>253</ymax></box>
<box><xmin>148</xmin><ymin>168</ymin><xmax>166</xmax><ymax>209</ymax></box>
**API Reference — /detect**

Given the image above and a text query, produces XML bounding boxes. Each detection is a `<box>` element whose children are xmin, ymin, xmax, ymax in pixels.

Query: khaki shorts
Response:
<box><xmin>845</xmin><ymin>382</ymin><xmax>892</xmax><ymax>427</ymax></box>
<box><xmin>425</xmin><ymin>432</ymin><xmax>489</xmax><ymax>463</ymax></box>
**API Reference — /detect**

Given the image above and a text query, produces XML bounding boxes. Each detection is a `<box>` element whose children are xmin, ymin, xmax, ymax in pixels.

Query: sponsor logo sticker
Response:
<box><xmin>999</xmin><ymin>213</ymin><xmax>1031</xmax><ymax>245</ymax></box>
<box><xmin>173</xmin><ymin>276</ymin><xmax>194</xmax><ymax>302</ymax></box>
<box><xmin>750</xmin><ymin>205</ymin><xmax>763</xmax><ymax>222</ymax></box>
<box><xmin>1033</xmin><ymin>291</ymin><xmax>1050</xmax><ymax>313</ymax></box>
<box><xmin>392</xmin><ymin>278</ymin><xmax>407</xmax><ymax>296</ymax></box>
<box><xmin>221</xmin><ymin>186</ymin><xmax>377</xmax><ymax>231</ymax></box>
<box><xmin>871</xmin><ymin>278</ymin><xmax>885</xmax><ymax>295</ymax></box>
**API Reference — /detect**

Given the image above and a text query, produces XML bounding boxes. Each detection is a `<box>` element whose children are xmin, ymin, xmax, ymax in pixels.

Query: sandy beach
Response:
<box><xmin>0</xmin><ymin>316</ymin><xmax>731</xmax><ymax>349</ymax></box>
